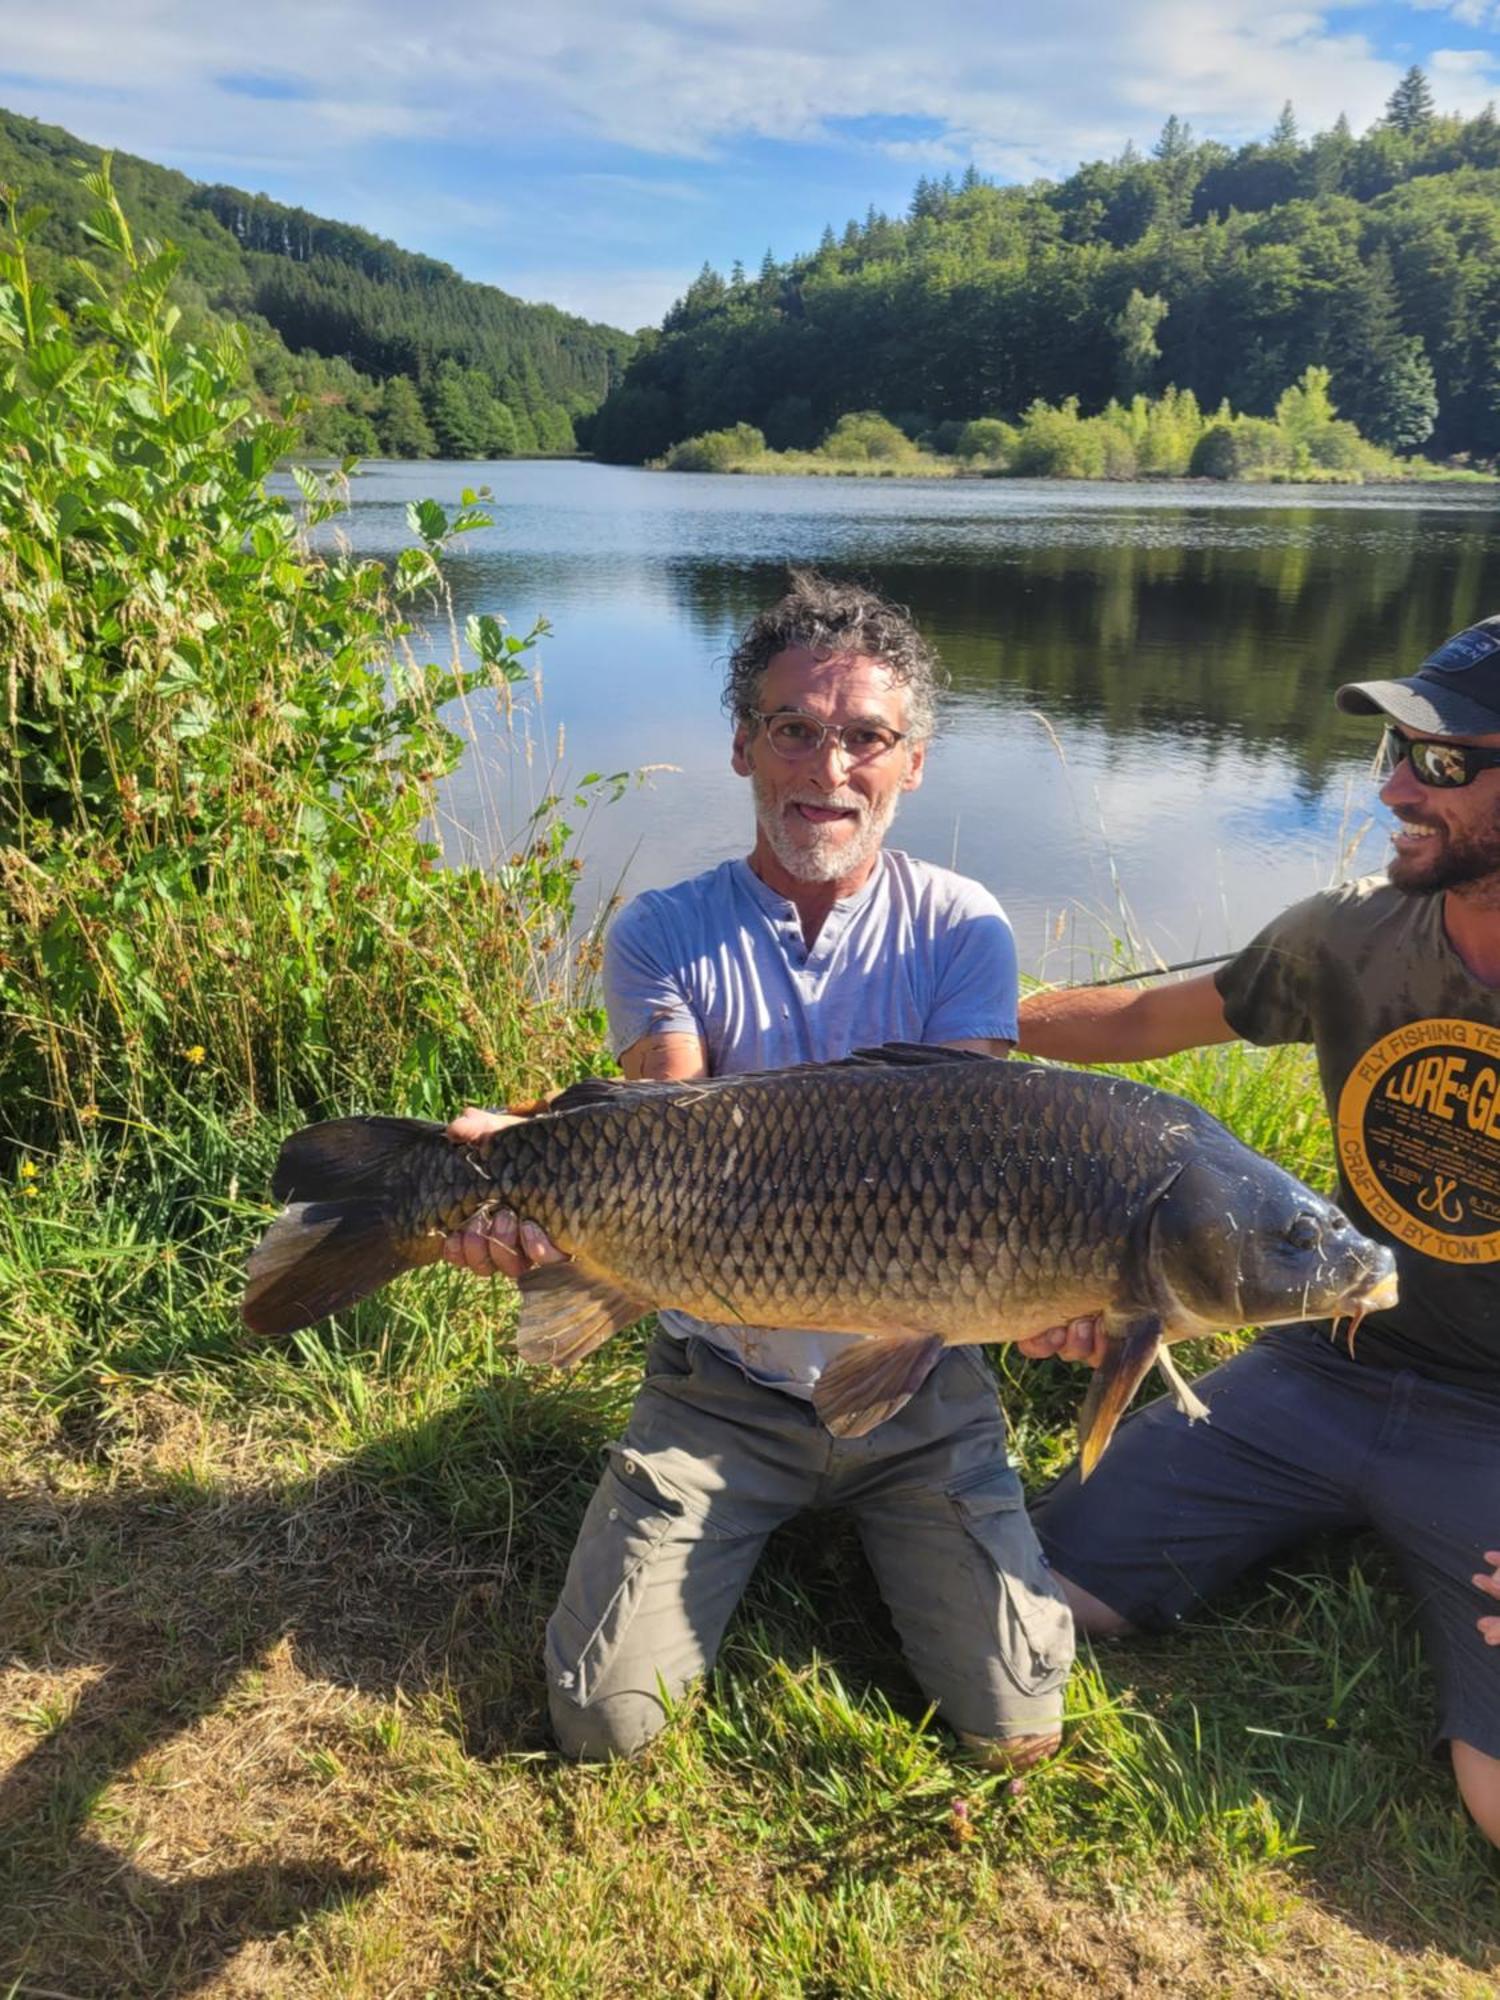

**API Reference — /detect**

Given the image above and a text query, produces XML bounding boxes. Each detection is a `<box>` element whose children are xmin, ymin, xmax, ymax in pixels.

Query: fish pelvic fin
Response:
<box><xmin>242</xmin><ymin>1198</ymin><xmax>434</xmax><ymax>1337</ymax></box>
<box><xmin>514</xmin><ymin>1263</ymin><xmax>651</xmax><ymax>1369</ymax></box>
<box><xmin>1077</xmin><ymin>1312</ymin><xmax>1164</xmax><ymax>1481</ymax></box>
<box><xmin>812</xmin><ymin>1332</ymin><xmax>947</xmax><ymax>1439</ymax></box>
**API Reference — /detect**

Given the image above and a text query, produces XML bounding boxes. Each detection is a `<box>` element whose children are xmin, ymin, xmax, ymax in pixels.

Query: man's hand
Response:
<box><xmin>440</xmin><ymin>1107</ymin><xmax>567</xmax><ymax>1280</ymax></box>
<box><xmin>1474</xmin><ymin>1550</ymin><xmax>1500</xmax><ymax>1645</ymax></box>
<box><xmin>1016</xmin><ymin>1315</ymin><xmax>1105</xmax><ymax>1366</ymax></box>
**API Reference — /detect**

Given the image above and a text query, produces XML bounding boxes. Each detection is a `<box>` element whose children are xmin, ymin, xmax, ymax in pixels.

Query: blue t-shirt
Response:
<box><xmin>602</xmin><ymin>849</ymin><xmax>1019</xmax><ymax>1395</ymax></box>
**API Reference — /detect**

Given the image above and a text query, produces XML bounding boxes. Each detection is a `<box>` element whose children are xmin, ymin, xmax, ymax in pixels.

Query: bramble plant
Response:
<box><xmin>0</xmin><ymin>161</ymin><xmax>603</xmax><ymax>1151</ymax></box>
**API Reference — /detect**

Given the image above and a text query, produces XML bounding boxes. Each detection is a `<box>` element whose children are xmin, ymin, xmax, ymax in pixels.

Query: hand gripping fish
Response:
<box><xmin>243</xmin><ymin>1046</ymin><xmax>1398</xmax><ymax>1475</ymax></box>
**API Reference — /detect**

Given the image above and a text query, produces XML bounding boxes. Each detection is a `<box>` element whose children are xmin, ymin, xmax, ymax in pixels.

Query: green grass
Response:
<box><xmin>3</xmin><ymin>1051</ymin><xmax>1497</xmax><ymax>1997</ymax></box>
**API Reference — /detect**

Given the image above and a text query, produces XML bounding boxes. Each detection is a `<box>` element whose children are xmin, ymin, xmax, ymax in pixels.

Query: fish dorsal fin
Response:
<box><xmin>514</xmin><ymin>1263</ymin><xmax>652</xmax><ymax>1369</ymax></box>
<box><xmin>811</xmin><ymin>1332</ymin><xmax>947</xmax><ymax>1438</ymax></box>
<box><xmin>836</xmin><ymin>1042</ymin><xmax>999</xmax><ymax>1070</ymax></box>
<box><xmin>543</xmin><ymin>1074</ymin><xmax>710</xmax><ymax>1115</ymax></box>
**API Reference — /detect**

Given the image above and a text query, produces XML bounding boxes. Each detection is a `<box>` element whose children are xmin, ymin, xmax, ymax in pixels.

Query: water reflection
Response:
<box><xmin>314</xmin><ymin>462</ymin><xmax>1500</xmax><ymax>975</ymax></box>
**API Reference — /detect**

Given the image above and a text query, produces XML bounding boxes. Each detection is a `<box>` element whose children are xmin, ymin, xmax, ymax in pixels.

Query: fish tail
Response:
<box><xmin>243</xmin><ymin>1116</ymin><xmax>449</xmax><ymax>1336</ymax></box>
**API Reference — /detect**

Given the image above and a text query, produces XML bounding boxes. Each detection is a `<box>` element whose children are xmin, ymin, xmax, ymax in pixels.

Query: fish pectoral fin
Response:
<box><xmin>812</xmin><ymin>1333</ymin><xmax>947</xmax><ymax>1439</ymax></box>
<box><xmin>1154</xmin><ymin>1342</ymin><xmax>1210</xmax><ymax>1424</ymax></box>
<box><xmin>514</xmin><ymin>1264</ymin><xmax>651</xmax><ymax>1370</ymax></box>
<box><xmin>1076</xmin><ymin>1312</ymin><xmax>1164</xmax><ymax>1482</ymax></box>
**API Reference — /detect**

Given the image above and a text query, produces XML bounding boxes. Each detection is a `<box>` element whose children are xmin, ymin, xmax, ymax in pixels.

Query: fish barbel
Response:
<box><xmin>243</xmin><ymin>1045</ymin><xmax>1398</xmax><ymax>1474</ymax></box>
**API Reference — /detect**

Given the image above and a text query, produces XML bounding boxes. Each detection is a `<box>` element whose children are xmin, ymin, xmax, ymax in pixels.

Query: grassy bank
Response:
<box><xmin>656</xmin><ymin>383</ymin><xmax>1493</xmax><ymax>485</ymax></box>
<box><xmin>4</xmin><ymin>177</ymin><xmax>1498</xmax><ymax>1997</ymax></box>
<box><xmin>4</xmin><ymin>1044</ymin><xmax>1498</xmax><ymax>1996</ymax></box>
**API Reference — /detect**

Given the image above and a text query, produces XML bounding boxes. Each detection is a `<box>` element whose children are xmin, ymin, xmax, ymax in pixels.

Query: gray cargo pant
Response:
<box><xmin>544</xmin><ymin>1331</ymin><xmax>1074</xmax><ymax>1760</ymax></box>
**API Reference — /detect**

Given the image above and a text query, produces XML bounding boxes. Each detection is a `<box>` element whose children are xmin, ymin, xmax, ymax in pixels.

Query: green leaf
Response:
<box><xmin>406</xmin><ymin>497</ymin><xmax>448</xmax><ymax>546</ymax></box>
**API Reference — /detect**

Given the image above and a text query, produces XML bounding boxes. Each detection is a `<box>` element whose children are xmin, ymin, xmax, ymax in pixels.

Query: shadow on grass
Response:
<box><xmin>4</xmin><ymin>1369</ymin><xmax>1497</xmax><ymax>1991</ymax></box>
<box><xmin>0</xmin><ymin>1368</ymin><xmax>616</xmax><ymax>1997</ymax></box>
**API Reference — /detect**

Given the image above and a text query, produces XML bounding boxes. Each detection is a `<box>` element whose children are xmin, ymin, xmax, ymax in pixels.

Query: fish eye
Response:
<box><xmin>1286</xmin><ymin>1211</ymin><xmax>1322</xmax><ymax>1252</ymax></box>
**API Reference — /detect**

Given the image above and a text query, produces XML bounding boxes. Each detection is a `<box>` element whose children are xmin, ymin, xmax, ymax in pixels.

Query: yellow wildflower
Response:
<box><xmin>183</xmin><ymin>1045</ymin><xmax>207</xmax><ymax>1066</ymax></box>
<box><xmin>18</xmin><ymin>1159</ymin><xmax>38</xmax><ymax>1180</ymax></box>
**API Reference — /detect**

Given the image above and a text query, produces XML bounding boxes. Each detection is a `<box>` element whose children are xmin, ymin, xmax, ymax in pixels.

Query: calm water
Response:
<box><xmin>318</xmin><ymin>460</ymin><xmax>1500</xmax><ymax>978</ymax></box>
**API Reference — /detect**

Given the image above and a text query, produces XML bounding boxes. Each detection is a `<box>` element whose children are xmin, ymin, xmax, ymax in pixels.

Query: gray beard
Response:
<box><xmin>752</xmin><ymin>774</ymin><xmax>901</xmax><ymax>885</ymax></box>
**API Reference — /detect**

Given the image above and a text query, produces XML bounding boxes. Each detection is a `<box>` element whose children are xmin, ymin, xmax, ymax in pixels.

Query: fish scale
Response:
<box><xmin>243</xmin><ymin>1045</ymin><xmax>1398</xmax><ymax>1467</ymax></box>
<box><xmin>465</xmin><ymin>1064</ymin><xmax>1198</xmax><ymax>1329</ymax></box>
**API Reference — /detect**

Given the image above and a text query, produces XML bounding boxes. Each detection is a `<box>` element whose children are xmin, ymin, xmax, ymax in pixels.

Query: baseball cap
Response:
<box><xmin>1336</xmin><ymin>615</ymin><xmax>1500</xmax><ymax>738</ymax></box>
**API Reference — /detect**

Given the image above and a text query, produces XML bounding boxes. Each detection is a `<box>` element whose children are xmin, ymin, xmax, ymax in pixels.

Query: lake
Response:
<box><xmin>323</xmin><ymin>460</ymin><xmax>1500</xmax><ymax>980</ymax></box>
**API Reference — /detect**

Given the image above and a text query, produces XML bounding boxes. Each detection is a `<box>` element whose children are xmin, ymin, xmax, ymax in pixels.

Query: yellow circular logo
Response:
<box><xmin>1337</xmin><ymin>1017</ymin><xmax>1500</xmax><ymax>1265</ymax></box>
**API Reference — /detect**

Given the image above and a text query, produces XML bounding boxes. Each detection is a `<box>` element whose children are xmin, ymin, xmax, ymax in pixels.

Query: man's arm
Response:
<box><xmin>1011</xmin><ymin>971</ymin><xmax>1236</xmax><ymax>1362</ymax></box>
<box><xmin>619</xmin><ymin>1031</ymin><xmax>708</xmax><ymax>1081</ymax></box>
<box><xmin>1017</xmin><ymin>970</ymin><xmax>1238</xmax><ymax>1065</ymax></box>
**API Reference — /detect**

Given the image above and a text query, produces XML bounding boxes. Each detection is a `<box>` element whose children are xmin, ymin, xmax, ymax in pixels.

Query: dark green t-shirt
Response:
<box><xmin>1215</xmin><ymin>876</ymin><xmax>1500</xmax><ymax>1389</ymax></box>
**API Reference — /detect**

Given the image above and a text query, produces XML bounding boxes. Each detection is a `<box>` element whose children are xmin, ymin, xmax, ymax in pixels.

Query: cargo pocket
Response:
<box><xmin>546</xmin><ymin>1444</ymin><xmax>685</xmax><ymax>1710</ymax></box>
<box><xmin>949</xmin><ymin>1468</ymin><xmax>1075</xmax><ymax>1699</ymax></box>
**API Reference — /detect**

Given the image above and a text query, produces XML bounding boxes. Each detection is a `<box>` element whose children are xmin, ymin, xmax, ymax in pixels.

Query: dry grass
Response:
<box><xmin>3</xmin><ymin>1360</ymin><xmax>1498</xmax><ymax>1999</ymax></box>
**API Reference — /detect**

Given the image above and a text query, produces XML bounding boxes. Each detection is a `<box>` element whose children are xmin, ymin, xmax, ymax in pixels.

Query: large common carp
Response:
<box><xmin>243</xmin><ymin>1045</ymin><xmax>1397</xmax><ymax>1474</ymax></box>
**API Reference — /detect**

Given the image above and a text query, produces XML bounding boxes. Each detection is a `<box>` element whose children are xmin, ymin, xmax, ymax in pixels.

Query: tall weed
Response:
<box><xmin>0</xmin><ymin>162</ymin><xmax>603</xmax><ymax>1154</ymax></box>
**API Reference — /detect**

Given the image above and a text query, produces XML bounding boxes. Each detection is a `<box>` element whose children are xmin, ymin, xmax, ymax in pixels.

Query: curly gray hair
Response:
<box><xmin>723</xmin><ymin>570</ymin><xmax>945</xmax><ymax>741</ymax></box>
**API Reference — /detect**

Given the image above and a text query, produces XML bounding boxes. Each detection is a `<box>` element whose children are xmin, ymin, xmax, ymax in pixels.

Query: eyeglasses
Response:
<box><xmin>1379</xmin><ymin>726</ymin><xmax>1500</xmax><ymax>790</ymax></box>
<box><xmin>748</xmin><ymin>709</ymin><xmax>908</xmax><ymax>765</ymax></box>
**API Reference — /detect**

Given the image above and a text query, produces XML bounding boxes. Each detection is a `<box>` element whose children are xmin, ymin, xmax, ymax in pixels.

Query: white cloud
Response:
<box><xmin>1410</xmin><ymin>0</ymin><xmax>1500</xmax><ymax>29</ymax></box>
<box><xmin>3</xmin><ymin>0</ymin><xmax>1495</xmax><ymax>322</ymax></box>
<box><xmin>1</xmin><ymin>0</ymin><xmax>1484</xmax><ymax>179</ymax></box>
<box><xmin>503</xmin><ymin>265</ymin><xmax>702</xmax><ymax>329</ymax></box>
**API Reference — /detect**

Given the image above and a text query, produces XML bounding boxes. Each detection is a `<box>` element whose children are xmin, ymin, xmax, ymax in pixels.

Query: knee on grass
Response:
<box><xmin>548</xmin><ymin>1685</ymin><xmax>672</xmax><ymax>1763</ymax></box>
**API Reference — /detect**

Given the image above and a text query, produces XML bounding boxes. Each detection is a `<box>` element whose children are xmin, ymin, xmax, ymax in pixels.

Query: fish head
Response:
<box><xmin>1146</xmin><ymin>1156</ymin><xmax>1399</xmax><ymax>1335</ymax></box>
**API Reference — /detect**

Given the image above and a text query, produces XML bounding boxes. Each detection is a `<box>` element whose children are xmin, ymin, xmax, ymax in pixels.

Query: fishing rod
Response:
<box><xmin>1087</xmin><ymin>952</ymin><xmax>1232</xmax><ymax>988</ymax></box>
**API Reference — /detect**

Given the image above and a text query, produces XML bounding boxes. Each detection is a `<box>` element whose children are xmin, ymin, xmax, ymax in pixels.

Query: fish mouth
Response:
<box><xmin>1352</xmin><ymin>1267</ymin><xmax>1400</xmax><ymax>1314</ymax></box>
<box><xmin>1329</xmin><ymin>1254</ymin><xmax>1399</xmax><ymax>1357</ymax></box>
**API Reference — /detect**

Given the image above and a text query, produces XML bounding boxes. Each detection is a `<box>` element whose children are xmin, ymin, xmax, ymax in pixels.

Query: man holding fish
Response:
<box><xmin>246</xmin><ymin>577</ymin><xmax>1402</xmax><ymax>1778</ymax></box>
<box><xmin>1018</xmin><ymin>615</ymin><xmax>1500</xmax><ymax>1848</ymax></box>
<box><xmin>443</xmin><ymin>570</ymin><xmax>1077</xmax><ymax>1768</ymax></box>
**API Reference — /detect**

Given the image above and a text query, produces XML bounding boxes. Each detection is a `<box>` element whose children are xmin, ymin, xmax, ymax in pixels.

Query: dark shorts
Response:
<box><xmin>1034</xmin><ymin>1326</ymin><xmax>1500</xmax><ymax>1760</ymax></box>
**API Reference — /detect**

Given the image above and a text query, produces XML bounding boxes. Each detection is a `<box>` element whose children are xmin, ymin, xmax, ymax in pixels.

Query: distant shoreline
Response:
<box><xmin>649</xmin><ymin>459</ymin><xmax>1496</xmax><ymax>487</ymax></box>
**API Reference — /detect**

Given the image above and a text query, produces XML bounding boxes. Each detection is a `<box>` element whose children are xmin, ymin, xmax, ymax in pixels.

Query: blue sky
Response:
<box><xmin>0</xmin><ymin>1</ymin><xmax>1496</xmax><ymax>330</ymax></box>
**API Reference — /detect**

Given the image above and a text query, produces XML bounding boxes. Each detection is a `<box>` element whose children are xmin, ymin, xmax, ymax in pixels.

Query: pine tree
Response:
<box><xmin>1153</xmin><ymin>115</ymin><xmax>1194</xmax><ymax>162</ymax></box>
<box><xmin>1385</xmin><ymin>66</ymin><xmax>1436</xmax><ymax>137</ymax></box>
<box><xmin>1269</xmin><ymin>102</ymin><xmax>1298</xmax><ymax>153</ymax></box>
<box><xmin>376</xmin><ymin>374</ymin><xmax>436</xmax><ymax>457</ymax></box>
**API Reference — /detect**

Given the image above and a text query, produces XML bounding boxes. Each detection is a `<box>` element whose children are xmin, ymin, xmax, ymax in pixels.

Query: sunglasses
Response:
<box><xmin>1379</xmin><ymin>726</ymin><xmax>1500</xmax><ymax>790</ymax></box>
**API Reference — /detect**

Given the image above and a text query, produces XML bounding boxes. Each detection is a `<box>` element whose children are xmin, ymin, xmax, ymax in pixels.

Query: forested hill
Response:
<box><xmin>0</xmin><ymin>106</ymin><xmax>635</xmax><ymax>457</ymax></box>
<box><xmin>589</xmin><ymin>79</ymin><xmax>1500</xmax><ymax>466</ymax></box>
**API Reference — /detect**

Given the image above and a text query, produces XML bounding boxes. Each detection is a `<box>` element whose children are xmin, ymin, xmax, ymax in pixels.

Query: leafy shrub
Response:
<box><xmin>818</xmin><ymin>411</ymin><xmax>915</xmax><ymax>462</ymax></box>
<box><xmin>660</xmin><ymin>422</ymin><xmax>767</xmax><ymax>470</ymax></box>
<box><xmin>1189</xmin><ymin>417</ymin><xmax>1294</xmax><ymax>479</ymax></box>
<box><xmin>0</xmin><ymin>165</ymin><xmax>602</xmax><ymax>1149</ymax></box>
<box><xmin>953</xmin><ymin>417</ymin><xmax>1017</xmax><ymax>464</ymax></box>
<box><xmin>1008</xmin><ymin>399</ymin><xmax>1109</xmax><ymax>478</ymax></box>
